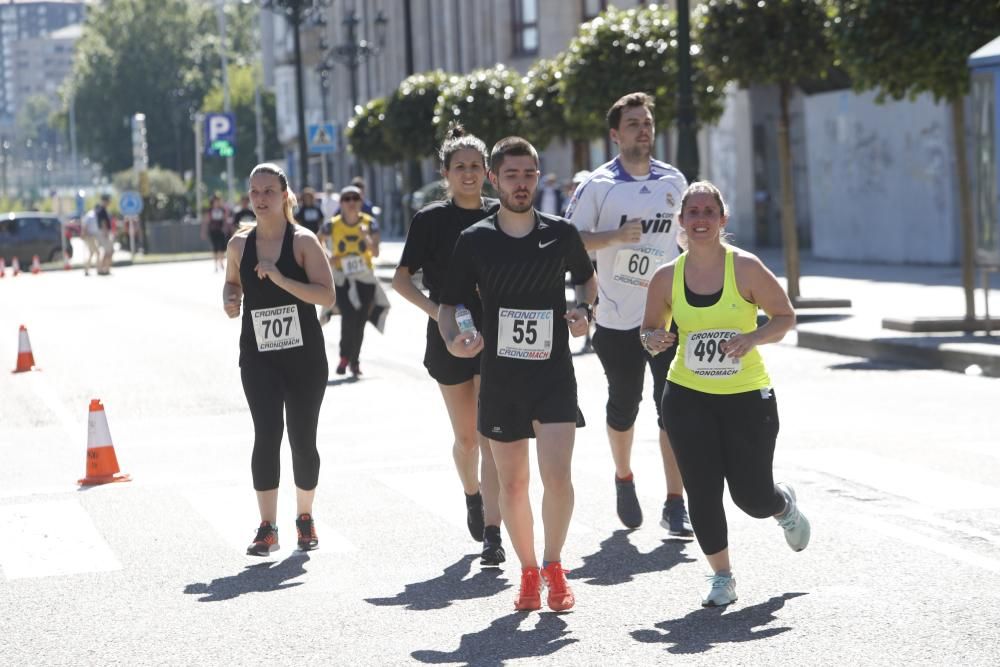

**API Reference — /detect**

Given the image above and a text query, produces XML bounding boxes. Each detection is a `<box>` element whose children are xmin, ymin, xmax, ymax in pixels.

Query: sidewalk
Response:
<box><xmin>376</xmin><ymin>241</ymin><xmax>1000</xmax><ymax>378</ymax></box>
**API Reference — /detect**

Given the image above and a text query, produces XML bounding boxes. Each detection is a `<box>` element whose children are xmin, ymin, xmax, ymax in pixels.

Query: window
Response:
<box><xmin>582</xmin><ymin>0</ymin><xmax>608</xmax><ymax>20</ymax></box>
<box><xmin>512</xmin><ymin>0</ymin><xmax>538</xmax><ymax>56</ymax></box>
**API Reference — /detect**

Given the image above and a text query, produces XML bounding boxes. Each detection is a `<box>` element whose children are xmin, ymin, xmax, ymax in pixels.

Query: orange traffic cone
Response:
<box><xmin>63</xmin><ymin>251</ymin><xmax>72</xmax><ymax>270</ymax></box>
<box><xmin>30</xmin><ymin>255</ymin><xmax>40</xmax><ymax>274</ymax></box>
<box><xmin>78</xmin><ymin>399</ymin><xmax>131</xmax><ymax>486</ymax></box>
<box><xmin>0</xmin><ymin>257</ymin><xmax>5</xmax><ymax>277</ymax></box>
<box><xmin>12</xmin><ymin>325</ymin><xmax>37</xmax><ymax>373</ymax></box>
<box><xmin>11</xmin><ymin>256</ymin><xmax>20</xmax><ymax>276</ymax></box>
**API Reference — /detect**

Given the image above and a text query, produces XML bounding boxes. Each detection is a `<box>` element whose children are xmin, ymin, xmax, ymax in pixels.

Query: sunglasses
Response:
<box><xmin>341</xmin><ymin>195</ymin><xmax>361</xmax><ymax>202</ymax></box>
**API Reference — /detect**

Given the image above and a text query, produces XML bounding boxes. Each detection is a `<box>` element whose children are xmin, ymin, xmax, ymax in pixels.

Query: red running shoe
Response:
<box><xmin>541</xmin><ymin>562</ymin><xmax>575</xmax><ymax>611</ymax></box>
<box><xmin>247</xmin><ymin>521</ymin><xmax>279</xmax><ymax>556</ymax></box>
<box><xmin>514</xmin><ymin>567</ymin><xmax>542</xmax><ymax>611</ymax></box>
<box><xmin>296</xmin><ymin>513</ymin><xmax>319</xmax><ymax>550</ymax></box>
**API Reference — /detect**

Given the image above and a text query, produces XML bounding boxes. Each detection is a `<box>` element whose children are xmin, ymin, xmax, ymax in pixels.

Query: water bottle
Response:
<box><xmin>455</xmin><ymin>304</ymin><xmax>477</xmax><ymax>336</ymax></box>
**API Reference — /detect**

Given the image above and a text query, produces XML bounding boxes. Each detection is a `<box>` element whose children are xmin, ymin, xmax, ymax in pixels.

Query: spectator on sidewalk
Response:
<box><xmin>294</xmin><ymin>187</ymin><xmax>325</xmax><ymax>235</ymax></box>
<box><xmin>96</xmin><ymin>194</ymin><xmax>114</xmax><ymax>275</ymax></box>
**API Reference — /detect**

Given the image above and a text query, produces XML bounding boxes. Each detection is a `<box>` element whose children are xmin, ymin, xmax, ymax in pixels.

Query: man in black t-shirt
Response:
<box><xmin>294</xmin><ymin>187</ymin><xmax>325</xmax><ymax>234</ymax></box>
<box><xmin>439</xmin><ymin>137</ymin><xmax>596</xmax><ymax>612</ymax></box>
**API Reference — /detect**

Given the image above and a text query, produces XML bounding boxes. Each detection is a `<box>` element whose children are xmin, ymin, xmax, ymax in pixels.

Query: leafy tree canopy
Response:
<box><xmin>346</xmin><ymin>97</ymin><xmax>396</xmax><ymax>165</ymax></box>
<box><xmin>519</xmin><ymin>56</ymin><xmax>569</xmax><ymax>150</ymax></box>
<box><xmin>433</xmin><ymin>65</ymin><xmax>526</xmax><ymax>150</ymax></box>
<box><xmin>832</xmin><ymin>0</ymin><xmax>1000</xmax><ymax>102</ymax></box>
<box><xmin>383</xmin><ymin>71</ymin><xmax>456</xmax><ymax>160</ymax></box>
<box><xmin>560</xmin><ymin>4</ymin><xmax>725</xmax><ymax>139</ymax></box>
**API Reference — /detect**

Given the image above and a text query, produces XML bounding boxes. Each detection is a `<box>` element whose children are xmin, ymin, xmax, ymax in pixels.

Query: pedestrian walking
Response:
<box><xmin>391</xmin><ymin>124</ymin><xmax>505</xmax><ymax>565</ymax></box>
<box><xmin>203</xmin><ymin>193</ymin><xmax>231</xmax><ymax>272</ymax></box>
<box><xmin>567</xmin><ymin>92</ymin><xmax>693</xmax><ymax>536</ymax></box>
<box><xmin>232</xmin><ymin>195</ymin><xmax>256</xmax><ymax>228</ymax></box>
<box><xmin>95</xmin><ymin>193</ymin><xmax>114</xmax><ymax>275</ymax></box>
<box><xmin>294</xmin><ymin>187</ymin><xmax>325</xmax><ymax>234</ymax></box>
<box><xmin>80</xmin><ymin>204</ymin><xmax>101</xmax><ymax>276</ymax></box>
<box><xmin>439</xmin><ymin>137</ymin><xmax>597</xmax><ymax>612</ymax></box>
<box><xmin>641</xmin><ymin>180</ymin><xmax>810</xmax><ymax>607</ymax></box>
<box><xmin>222</xmin><ymin>163</ymin><xmax>336</xmax><ymax>556</ymax></box>
<box><xmin>318</xmin><ymin>184</ymin><xmax>380</xmax><ymax>376</ymax></box>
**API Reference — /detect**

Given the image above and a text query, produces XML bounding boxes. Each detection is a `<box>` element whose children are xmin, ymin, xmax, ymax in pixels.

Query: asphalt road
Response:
<box><xmin>1</xmin><ymin>261</ymin><xmax>998</xmax><ymax>666</ymax></box>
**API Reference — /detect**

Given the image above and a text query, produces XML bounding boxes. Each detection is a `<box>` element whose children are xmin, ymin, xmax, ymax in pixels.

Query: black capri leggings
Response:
<box><xmin>661</xmin><ymin>381</ymin><xmax>785</xmax><ymax>555</ymax></box>
<box><xmin>241</xmin><ymin>356</ymin><xmax>328</xmax><ymax>491</ymax></box>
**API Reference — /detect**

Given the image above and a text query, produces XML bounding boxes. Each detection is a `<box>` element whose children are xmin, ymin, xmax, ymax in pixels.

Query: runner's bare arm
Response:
<box><xmin>222</xmin><ymin>236</ymin><xmax>244</xmax><ymax>318</ymax></box>
<box><xmin>722</xmin><ymin>254</ymin><xmax>795</xmax><ymax>358</ymax></box>
<box><xmin>257</xmin><ymin>233</ymin><xmax>336</xmax><ymax>308</ymax></box>
<box><xmin>566</xmin><ymin>274</ymin><xmax>598</xmax><ymax>337</ymax></box>
<box><xmin>392</xmin><ymin>265</ymin><xmax>439</xmax><ymax>320</ymax></box>
<box><xmin>640</xmin><ymin>262</ymin><xmax>677</xmax><ymax>354</ymax></box>
<box><xmin>438</xmin><ymin>304</ymin><xmax>483</xmax><ymax>358</ymax></box>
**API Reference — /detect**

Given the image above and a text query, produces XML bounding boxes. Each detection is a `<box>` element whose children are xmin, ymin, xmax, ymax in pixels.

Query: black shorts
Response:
<box><xmin>478</xmin><ymin>374</ymin><xmax>585</xmax><ymax>443</ymax></box>
<box><xmin>423</xmin><ymin>318</ymin><xmax>480</xmax><ymax>385</ymax></box>
<box><xmin>209</xmin><ymin>229</ymin><xmax>227</xmax><ymax>252</ymax></box>
<box><xmin>592</xmin><ymin>323</ymin><xmax>677</xmax><ymax>432</ymax></box>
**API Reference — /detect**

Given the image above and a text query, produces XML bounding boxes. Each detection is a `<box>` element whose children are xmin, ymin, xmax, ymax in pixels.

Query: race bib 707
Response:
<box><xmin>251</xmin><ymin>305</ymin><xmax>303</xmax><ymax>352</ymax></box>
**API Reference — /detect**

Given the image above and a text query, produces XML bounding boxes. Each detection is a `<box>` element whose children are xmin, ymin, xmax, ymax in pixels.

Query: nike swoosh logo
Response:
<box><xmin>538</xmin><ymin>239</ymin><xmax>557</xmax><ymax>249</ymax></box>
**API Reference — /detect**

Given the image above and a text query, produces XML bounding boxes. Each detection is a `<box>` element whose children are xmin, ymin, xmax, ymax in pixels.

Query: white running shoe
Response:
<box><xmin>702</xmin><ymin>573</ymin><xmax>737</xmax><ymax>607</ymax></box>
<box><xmin>775</xmin><ymin>482</ymin><xmax>810</xmax><ymax>552</ymax></box>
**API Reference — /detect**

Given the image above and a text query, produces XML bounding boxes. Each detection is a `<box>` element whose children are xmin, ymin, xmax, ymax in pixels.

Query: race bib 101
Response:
<box><xmin>497</xmin><ymin>308</ymin><xmax>553</xmax><ymax>360</ymax></box>
<box><xmin>341</xmin><ymin>255</ymin><xmax>366</xmax><ymax>275</ymax></box>
<box><xmin>612</xmin><ymin>246</ymin><xmax>666</xmax><ymax>288</ymax></box>
<box><xmin>685</xmin><ymin>329</ymin><xmax>742</xmax><ymax>377</ymax></box>
<box><xmin>251</xmin><ymin>305</ymin><xmax>304</xmax><ymax>352</ymax></box>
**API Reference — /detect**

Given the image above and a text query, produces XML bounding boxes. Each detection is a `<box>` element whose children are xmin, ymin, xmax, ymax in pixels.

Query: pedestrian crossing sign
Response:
<box><xmin>308</xmin><ymin>123</ymin><xmax>338</xmax><ymax>154</ymax></box>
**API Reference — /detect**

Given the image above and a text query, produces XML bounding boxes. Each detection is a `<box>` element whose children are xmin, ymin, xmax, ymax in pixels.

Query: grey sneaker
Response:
<box><xmin>775</xmin><ymin>483</ymin><xmax>810</xmax><ymax>552</ymax></box>
<box><xmin>702</xmin><ymin>573</ymin><xmax>737</xmax><ymax>607</ymax></box>
<box><xmin>615</xmin><ymin>477</ymin><xmax>643</xmax><ymax>528</ymax></box>
<box><xmin>660</xmin><ymin>498</ymin><xmax>694</xmax><ymax>537</ymax></box>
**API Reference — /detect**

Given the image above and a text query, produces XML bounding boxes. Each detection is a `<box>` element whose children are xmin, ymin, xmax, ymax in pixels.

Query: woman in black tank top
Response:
<box><xmin>223</xmin><ymin>163</ymin><xmax>336</xmax><ymax>557</ymax></box>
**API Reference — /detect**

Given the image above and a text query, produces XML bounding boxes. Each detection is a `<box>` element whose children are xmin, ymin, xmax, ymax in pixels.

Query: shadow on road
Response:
<box><xmin>569</xmin><ymin>529</ymin><xmax>697</xmax><ymax>586</ymax></box>
<box><xmin>826</xmin><ymin>359</ymin><xmax>918</xmax><ymax>372</ymax></box>
<box><xmin>411</xmin><ymin>612</ymin><xmax>577</xmax><ymax>666</ymax></box>
<box><xmin>182</xmin><ymin>552</ymin><xmax>310</xmax><ymax>602</ymax></box>
<box><xmin>327</xmin><ymin>376</ymin><xmax>360</xmax><ymax>387</ymax></box>
<box><xmin>365</xmin><ymin>554</ymin><xmax>511</xmax><ymax>611</ymax></box>
<box><xmin>631</xmin><ymin>592</ymin><xmax>808</xmax><ymax>654</ymax></box>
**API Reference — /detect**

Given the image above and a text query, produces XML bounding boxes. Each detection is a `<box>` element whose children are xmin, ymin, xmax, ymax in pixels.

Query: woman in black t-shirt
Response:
<box><xmin>391</xmin><ymin>125</ymin><xmax>505</xmax><ymax>566</ymax></box>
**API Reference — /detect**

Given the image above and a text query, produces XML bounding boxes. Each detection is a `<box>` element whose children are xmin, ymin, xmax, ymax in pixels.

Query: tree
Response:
<box><xmin>560</xmin><ymin>4</ymin><xmax>726</xmax><ymax>140</ymax></box>
<box><xmin>698</xmin><ymin>0</ymin><xmax>838</xmax><ymax>302</ymax></box>
<box><xmin>433</xmin><ymin>66</ymin><xmax>526</xmax><ymax>148</ymax></box>
<box><xmin>519</xmin><ymin>56</ymin><xmax>570</xmax><ymax>151</ymax></box>
<box><xmin>112</xmin><ymin>166</ymin><xmax>188</xmax><ymax>221</ymax></box>
<box><xmin>832</xmin><ymin>0</ymin><xmax>1000</xmax><ymax>320</ymax></box>
<box><xmin>346</xmin><ymin>97</ymin><xmax>396</xmax><ymax>165</ymax></box>
<box><xmin>66</xmin><ymin>0</ymin><xmax>259</xmax><ymax>176</ymax></box>
<box><xmin>383</xmin><ymin>71</ymin><xmax>455</xmax><ymax>160</ymax></box>
<box><xmin>201</xmin><ymin>65</ymin><xmax>282</xmax><ymax>180</ymax></box>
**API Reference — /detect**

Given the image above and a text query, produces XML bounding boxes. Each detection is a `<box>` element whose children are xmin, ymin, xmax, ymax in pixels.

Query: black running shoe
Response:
<box><xmin>247</xmin><ymin>521</ymin><xmax>279</xmax><ymax>556</ymax></box>
<box><xmin>481</xmin><ymin>525</ymin><xmax>506</xmax><ymax>567</ymax></box>
<box><xmin>466</xmin><ymin>491</ymin><xmax>485</xmax><ymax>541</ymax></box>
<box><xmin>296</xmin><ymin>513</ymin><xmax>319</xmax><ymax>550</ymax></box>
<box><xmin>616</xmin><ymin>477</ymin><xmax>643</xmax><ymax>528</ymax></box>
<box><xmin>661</xmin><ymin>498</ymin><xmax>694</xmax><ymax>537</ymax></box>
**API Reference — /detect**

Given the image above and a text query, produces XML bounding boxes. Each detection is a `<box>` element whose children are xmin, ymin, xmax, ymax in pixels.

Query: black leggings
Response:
<box><xmin>661</xmin><ymin>381</ymin><xmax>785</xmax><ymax>555</ymax></box>
<box><xmin>335</xmin><ymin>280</ymin><xmax>375</xmax><ymax>363</ymax></box>
<box><xmin>592</xmin><ymin>324</ymin><xmax>675</xmax><ymax>431</ymax></box>
<box><xmin>241</xmin><ymin>356</ymin><xmax>328</xmax><ymax>491</ymax></box>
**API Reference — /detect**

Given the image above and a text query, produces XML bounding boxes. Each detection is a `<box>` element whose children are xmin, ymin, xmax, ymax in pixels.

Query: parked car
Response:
<box><xmin>0</xmin><ymin>212</ymin><xmax>72</xmax><ymax>265</ymax></box>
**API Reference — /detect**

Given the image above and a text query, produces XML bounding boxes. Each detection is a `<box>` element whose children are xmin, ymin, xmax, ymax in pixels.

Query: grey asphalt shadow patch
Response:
<box><xmin>411</xmin><ymin>612</ymin><xmax>577</xmax><ymax>666</ymax></box>
<box><xmin>183</xmin><ymin>552</ymin><xmax>310</xmax><ymax>602</ymax></box>
<box><xmin>631</xmin><ymin>592</ymin><xmax>808</xmax><ymax>653</ymax></box>
<box><xmin>365</xmin><ymin>554</ymin><xmax>511</xmax><ymax>611</ymax></box>
<box><xmin>569</xmin><ymin>529</ymin><xmax>697</xmax><ymax>586</ymax></box>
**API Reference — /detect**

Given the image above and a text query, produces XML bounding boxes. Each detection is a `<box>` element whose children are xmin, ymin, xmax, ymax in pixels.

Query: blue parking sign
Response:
<box><xmin>205</xmin><ymin>113</ymin><xmax>236</xmax><ymax>157</ymax></box>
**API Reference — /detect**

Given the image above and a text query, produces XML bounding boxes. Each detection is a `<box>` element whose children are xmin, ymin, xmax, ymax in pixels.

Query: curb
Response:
<box><xmin>796</xmin><ymin>329</ymin><xmax>1000</xmax><ymax>377</ymax></box>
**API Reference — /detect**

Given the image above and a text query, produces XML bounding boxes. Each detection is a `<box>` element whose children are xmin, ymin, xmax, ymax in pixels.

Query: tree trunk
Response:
<box><xmin>777</xmin><ymin>82</ymin><xmax>801</xmax><ymax>300</ymax></box>
<box><xmin>951</xmin><ymin>97</ymin><xmax>976</xmax><ymax>321</ymax></box>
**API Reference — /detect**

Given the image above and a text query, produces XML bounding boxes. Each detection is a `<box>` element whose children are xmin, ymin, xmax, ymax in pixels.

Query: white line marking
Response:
<box><xmin>854</xmin><ymin>514</ymin><xmax>1000</xmax><ymax>574</ymax></box>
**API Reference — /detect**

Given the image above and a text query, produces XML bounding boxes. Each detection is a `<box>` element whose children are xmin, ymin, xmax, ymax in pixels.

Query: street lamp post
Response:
<box><xmin>675</xmin><ymin>0</ymin><xmax>699</xmax><ymax>183</ymax></box>
<box><xmin>261</xmin><ymin>0</ymin><xmax>332</xmax><ymax>190</ymax></box>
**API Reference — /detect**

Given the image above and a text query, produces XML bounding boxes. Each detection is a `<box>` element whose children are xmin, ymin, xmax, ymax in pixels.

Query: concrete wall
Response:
<box><xmin>705</xmin><ymin>85</ymin><xmax>755</xmax><ymax>248</ymax></box>
<box><xmin>804</xmin><ymin>90</ymin><xmax>958</xmax><ymax>264</ymax></box>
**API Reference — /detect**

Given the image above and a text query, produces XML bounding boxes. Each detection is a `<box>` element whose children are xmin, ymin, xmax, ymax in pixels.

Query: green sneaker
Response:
<box><xmin>775</xmin><ymin>483</ymin><xmax>810</xmax><ymax>552</ymax></box>
<box><xmin>702</xmin><ymin>573</ymin><xmax>737</xmax><ymax>607</ymax></box>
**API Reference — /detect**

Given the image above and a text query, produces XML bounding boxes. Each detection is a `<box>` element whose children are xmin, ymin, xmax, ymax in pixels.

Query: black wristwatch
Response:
<box><xmin>575</xmin><ymin>302</ymin><xmax>594</xmax><ymax>323</ymax></box>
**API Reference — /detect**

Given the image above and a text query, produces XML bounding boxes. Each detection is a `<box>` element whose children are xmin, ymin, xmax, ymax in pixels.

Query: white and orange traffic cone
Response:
<box><xmin>0</xmin><ymin>257</ymin><xmax>5</xmax><ymax>277</ymax></box>
<box><xmin>63</xmin><ymin>251</ymin><xmax>72</xmax><ymax>271</ymax></box>
<box><xmin>12</xmin><ymin>325</ymin><xmax>37</xmax><ymax>373</ymax></box>
<box><xmin>11</xmin><ymin>256</ymin><xmax>20</xmax><ymax>276</ymax></box>
<box><xmin>30</xmin><ymin>255</ymin><xmax>41</xmax><ymax>274</ymax></box>
<box><xmin>78</xmin><ymin>399</ymin><xmax>131</xmax><ymax>486</ymax></box>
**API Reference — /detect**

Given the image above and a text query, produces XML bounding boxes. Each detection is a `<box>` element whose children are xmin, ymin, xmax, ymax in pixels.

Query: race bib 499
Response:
<box><xmin>252</xmin><ymin>305</ymin><xmax>304</xmax><ymax>352</ymax></box>
<box><xmin>685</xmin><ymin>329</ymin><xmax>742</xmax><ymax>377</ymax></box>
<box><xmin>497</xmin><ymin>308</ymin><xmax>553</xmax><ymax>360</ymax></box>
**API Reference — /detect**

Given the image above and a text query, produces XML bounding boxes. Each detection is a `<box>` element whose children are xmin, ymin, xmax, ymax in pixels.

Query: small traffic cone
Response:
<box><xmin>12</xmin><ymin>325</ymin><xmax>37</xmax><ymax>373</ymax></box>
<box><xmin>78</xmin><ymin>399</ymin><xmax>131</xmax><ymax>486</ymax></box>
<box><xmin>11</xmin><ymin>256</ymin><xmax>20</xmax><ymax>276</ymax></box>
<box><xmin>63</xmin><ymin>251</ymin><xmax>72</xmax><ymax>270</ymax></box>
<box><xmin>0</xmin><ymin>257</ymin><xmax>5</xmax><ymax>277</ymax></box>
<box><xmin>30</xmin><ymin>255</ymin><xmax>41</xmax><ymax>274</ymax></box>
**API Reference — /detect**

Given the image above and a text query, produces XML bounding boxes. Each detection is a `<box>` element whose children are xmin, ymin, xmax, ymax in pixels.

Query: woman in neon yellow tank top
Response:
<box><xmin>640</xmin><ymin>181</ymin><xmax>811</xmax><ymax>608</ymax></box>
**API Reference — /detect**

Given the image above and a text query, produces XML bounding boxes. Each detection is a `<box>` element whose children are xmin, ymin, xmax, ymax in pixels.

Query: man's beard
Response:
<box><xmin>622</xmin><ymin>143</ymin><xmax>651</xmax><ymax>163</ymax></box>
<box><xmin>499</xmin><ymin>188</ymin><xmax>534</xmax><ymax>214</ymax></box>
